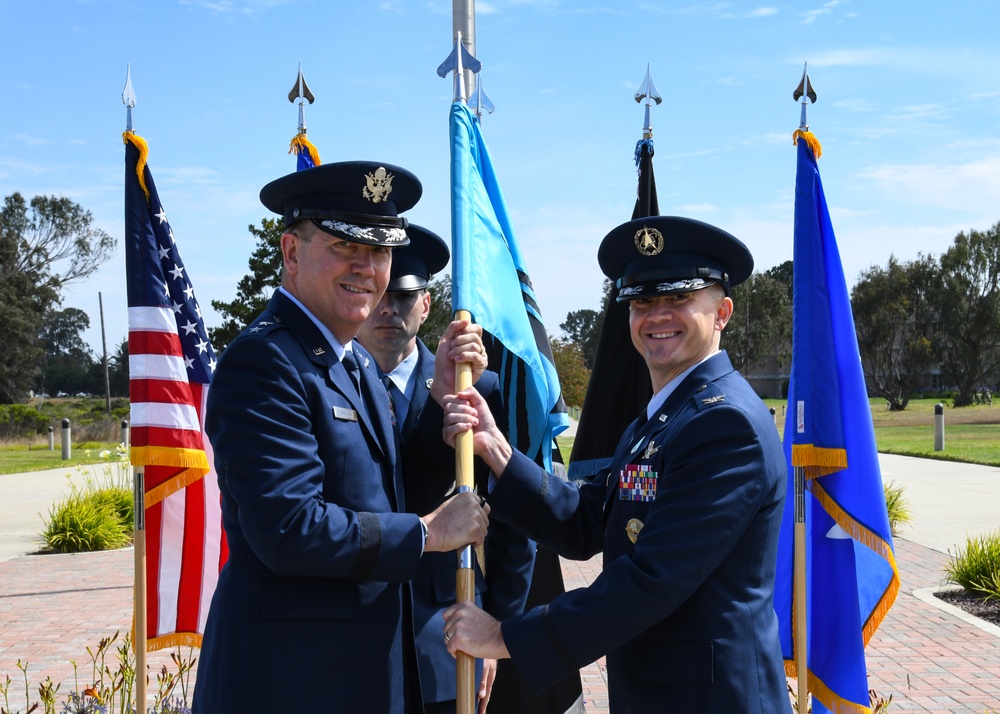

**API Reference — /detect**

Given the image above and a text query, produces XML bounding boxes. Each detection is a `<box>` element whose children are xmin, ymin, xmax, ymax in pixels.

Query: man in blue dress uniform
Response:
<box><xmin>356</xmin><ymin>223</ymin><xmax>535</xmax><ymax>714</ymax></box>
<box><xmin>193</xmin><ymin>162</ymin><xmax>492</xmax><ymax>713</ymax></box>
<box><xmin>440</xmin><ymin>216</ymin><xmax>792</xmax><ymax>713</ymax></box>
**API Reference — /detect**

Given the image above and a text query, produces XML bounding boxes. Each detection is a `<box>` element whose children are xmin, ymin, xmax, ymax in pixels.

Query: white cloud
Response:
<box><xmin>857</xmin><ymin>155</ymin><xmax>1000</xmax><ymax>215</ymax></box>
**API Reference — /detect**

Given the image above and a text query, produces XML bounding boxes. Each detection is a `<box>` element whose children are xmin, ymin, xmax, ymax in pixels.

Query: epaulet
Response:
<box><xmin>692</xmin><ymin>381</ymin><xmax>726</xmax><ymax>411</ymax></box>
<box><xmin>241</xmin><ymin>313</ymin><xmax>283</xmax><ymax>339</ymax></box>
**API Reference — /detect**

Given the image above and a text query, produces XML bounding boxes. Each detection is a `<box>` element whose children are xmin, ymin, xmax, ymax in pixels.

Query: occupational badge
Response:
<box><xmin>641</xmin><ymin>441</ymin><xmax>660</xmax><ymax>460</ymax></box>
<box><xmin>634</xmin><ymin>226</ymin><xmax>664</xmax><ymax>257</ymax></box>
<box><xmin>363</xmin><ymin>166</ymin><xmax>394</xmax><ymax>203</ymax></box>
<box><xmin>619</xmin><ymin>463</ymin><xmax>658</xmax><ymax>502</ymax></box>
<box><xmin>626</xmin><ymin>518</ymin><xmax>644</xmax><ymax>544</ymax></box>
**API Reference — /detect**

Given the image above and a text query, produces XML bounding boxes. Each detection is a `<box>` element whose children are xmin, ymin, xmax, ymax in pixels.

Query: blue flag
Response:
<box><xmin>449</xmin><ymin>101</ymin><xmax>568</xmax><ymax>469</ymax></box>
<box><xmin>775</xmin><ymin>134</ymin><xmax>900</xmax><ymax>714</ymax></box>
<box><xmin>289</xmin><ymin>133</ymin><xmax>321</xmax><ymax>171</ymax></box>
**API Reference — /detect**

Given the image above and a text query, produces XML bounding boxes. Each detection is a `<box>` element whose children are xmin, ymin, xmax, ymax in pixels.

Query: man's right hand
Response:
<box><xmin>422</xmin><ymin>490</ymin><xmax>490</xmax><ymax>553</ymax></box>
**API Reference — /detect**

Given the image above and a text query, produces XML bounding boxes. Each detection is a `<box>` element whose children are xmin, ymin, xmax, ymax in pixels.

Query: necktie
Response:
<box><xmin>341</xmin><ymin>350</ymin><xmax>362</xmax><ymax>396</ymax></box>
<box><xmin>381</xmin><ymin>375</ymin><xmax>397</xmax><ymax>427</ymax></box>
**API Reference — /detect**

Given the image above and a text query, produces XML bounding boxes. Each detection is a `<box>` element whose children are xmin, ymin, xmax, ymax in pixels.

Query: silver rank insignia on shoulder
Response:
<box><xmin>702</xmin><ymin>395</ymin><xmax>725</xmax><ymax>405</ymax></box>
<box><xmin>626</xmin><ymin>518</ymin><xmax>644</xmax><ymax>544</ymax></box>
<box><xmin>642</xmin><ymin>441</ymin><xmax>660</xmax><ymax>460</ymax></box>
<box><xmin>362</xmin><ymin>355</ymin><xmax>370</xmax><ymax>368</ymax></box>
<box><xmin>363</xmin><ymin>167</ymin><xmax>394</xmax><ymax>203</ymax></box>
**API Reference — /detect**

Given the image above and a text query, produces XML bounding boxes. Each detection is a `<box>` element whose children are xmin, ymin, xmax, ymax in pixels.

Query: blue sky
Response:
<box><xmin>3</xmin><ymin>1</ymin><xmax>1000</xmax><ymax>355</ymax></box>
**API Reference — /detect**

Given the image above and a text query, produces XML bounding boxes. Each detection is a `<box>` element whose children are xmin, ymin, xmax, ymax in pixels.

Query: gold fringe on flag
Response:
<box><xmin>122</xmin><ymin>131</ymin><xmax>151</xmax><ymax>200</ymax></box>
<box><xmin>791</xmin><ymin>443</ymin><xmax>848</xmax><ymax>479</ymax></box>
<box><xmin>810</xmin><ymin>481</ymin><xmax>901</xmax><ymax>647</ymax></box>
<box><xmin>793</xmin><ymin>129</ymin><xmax>823</xmax><ymax>159</ymax></box>
<box><xmin>144</xmin><ymin>465</ymin><xmax>210</xmax><ymax>509</ymax></box>
<box><xmin>289</xmin><ymin>133</ymin><xmax>322</xmax><ymax>166</ymax></box>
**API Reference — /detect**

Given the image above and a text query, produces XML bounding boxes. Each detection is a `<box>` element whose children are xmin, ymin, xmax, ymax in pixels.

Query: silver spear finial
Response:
<box><xmin>634</xmin><ymin>64</ymin><xmax>662</xmax><ymax>140</ymax></box>
<box><xmin>122</xmin><ymin>64</ymin><xmax>137</xmax><ymax>133</ymax></box>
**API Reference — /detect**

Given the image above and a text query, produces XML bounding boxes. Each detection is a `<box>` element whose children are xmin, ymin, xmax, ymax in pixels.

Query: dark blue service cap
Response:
<box><xmin>387</xmin><ymin>224</ymin><xmax>450</xmax><ymax>292</ymax></box>
<box><xmin>598</xmin><ymin>216</ymin><xmax>753</xmax><ymax>302</ymax></box>
<box><xmin>259</xmin><ymin>161</ymin><xmax>422</xmax><ymax>247</ymax></box>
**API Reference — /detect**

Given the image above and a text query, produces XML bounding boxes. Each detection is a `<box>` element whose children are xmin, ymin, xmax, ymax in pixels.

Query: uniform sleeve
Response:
<box><xmin>501</xmin><ymin>402</ymin><xmax>772</xmax><ymax>692</ymax></box>
<box><xmin>208</xmin><ymin>335</ymin><xmax>423</xmax><ymax>583</ymax></box>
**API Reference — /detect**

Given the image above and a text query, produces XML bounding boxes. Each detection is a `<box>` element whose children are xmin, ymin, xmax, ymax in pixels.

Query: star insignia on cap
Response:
<box><xmin>634</xmin><ymin>226</ymin><xmax>664</xmax><ymax>257</ymax></box>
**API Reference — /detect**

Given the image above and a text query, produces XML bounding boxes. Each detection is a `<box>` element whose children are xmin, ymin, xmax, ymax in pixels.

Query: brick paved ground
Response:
<box><xmin>2</xmin><ymin>538</ymin><xmax>999</xmax><ymax>712</ymax></box>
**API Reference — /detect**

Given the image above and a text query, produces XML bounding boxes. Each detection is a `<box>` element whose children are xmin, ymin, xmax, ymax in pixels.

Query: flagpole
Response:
<box><xmin>450</xmin><ymin>7</ymin><xmax>478</xmax><ymax>711</ymax></box>
<box><xmin>794</xmin><ymin>465</ymin><xmax>808</xmax><ymax>710</ymax></box>
<box><xmin>123</xmin><ymin>64</ymin><xmax>149</xmax><ymax>714</ymax></box>
<box><xmin>791</xmin><ymin>62</ymin><xmax>815</xmax><ymax>713</ymax></box>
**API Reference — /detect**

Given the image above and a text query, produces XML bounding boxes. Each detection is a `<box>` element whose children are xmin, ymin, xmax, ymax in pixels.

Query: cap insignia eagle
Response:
<box><xmin>363</xmin><ymin>166</ymin><xmax>394</xmax><ymax>203</ymax></box>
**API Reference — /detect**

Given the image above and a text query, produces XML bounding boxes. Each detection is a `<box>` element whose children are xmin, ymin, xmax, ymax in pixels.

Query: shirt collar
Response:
<box><xmin>645</xmin><ymin>350</ymin><xmax>720</xmax><ymax>421</ymax></box>
<box><xmin>277</xmin><ymin>285</ymin><xmax>352</xmax><ymax>360</ymax></box>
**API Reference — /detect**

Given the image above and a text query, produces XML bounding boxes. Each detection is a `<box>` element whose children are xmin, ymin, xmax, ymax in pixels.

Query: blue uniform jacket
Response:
<box><xmin>400</xmin><ymin>340</ymin><xmax>535</xmax><ymax>706</ymax></box>
<box><xmin>193</xmin><ymin>292</ymin><xmax>452</xmax><ymax>713</ymax></box>
<box><xmin>489</xmin><ymin>352</ymin><xmax>791</xmax><ymax>714</ymax></box>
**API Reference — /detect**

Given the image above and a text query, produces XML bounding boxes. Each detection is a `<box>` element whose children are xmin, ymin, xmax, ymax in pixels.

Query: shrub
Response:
<box><xmin>944</xmin><ymin>530</ymin><xmax>1000</xmax><ymax>600</ymax></box>
<box><xmin>39</xmin><ymin>449</ymin><xmax>133</xmax><ymax>553</ymax></box>
<box><xmin>41</xmin><ymin>491</ymin><xmax>131</xmax><ymax>553</ymax></box>
<box><xmin>883</xmin><ymin>480</ymin><xmax>912</xmax><ymax>536</ymax></box>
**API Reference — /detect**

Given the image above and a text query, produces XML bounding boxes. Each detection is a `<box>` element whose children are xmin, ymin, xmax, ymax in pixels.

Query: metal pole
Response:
<box><xmin>48</xmin><ymin>426</ymin><xmax>54</xmax><ymax>451</ymax></box>
<box><xmin>61</xmin><ymin>418</ymin><xmax>71</xmax><ymax>460</ymax></box>
<box><xmin>452</xmin><ymin>0</ymin><xmax>477</xmax><ymax>100</ymax></box>
<box><xmin>133</xmin><ymin>466</ymin><xmax>148</xmax><ymax>713</ymax></box>
<box><xmin>121</xmin><ymin>419</ymin><xmax>130</xmax><ymax>448</ymax></box>
<box><xmin>934</xmin><ymin>403</ymin><xmax>945</xmax><ymax>451</ymax></box>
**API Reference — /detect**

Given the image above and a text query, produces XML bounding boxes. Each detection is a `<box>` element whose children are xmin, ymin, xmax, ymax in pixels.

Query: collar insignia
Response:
<box><xmin>634</xmin><ymin>226</ymin><xmax>664</xmax><ymax>257</ymax></box>
<box><xmin>642</xmin><ymin>441</ymin><xmax>660</xmax><ymax>460</ymax></box>
<box><xmin>363</xmin><ymin>166</ymin><xmax>394</xmax><ymax>203</ymax></box>
<box><xmin>313</xmin><ymin>347</ymin><xmax>326</xmax><ymax>355</ymax></box>
<box><xmin>425</xmin><ymin>378</ymin><xmax>434</xmax><ymax>389</ymax></box>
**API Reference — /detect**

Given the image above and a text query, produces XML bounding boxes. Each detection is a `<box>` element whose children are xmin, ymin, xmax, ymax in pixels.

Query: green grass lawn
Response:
<box><xmin>0</xmin><ymin>442</ymin><xmax>122</xmax><ymax>475</ymax></box>
<box><xmin>557</xmin><ymin>397</ymin><xmax>1000</xmax><ymax>470</ymax></box>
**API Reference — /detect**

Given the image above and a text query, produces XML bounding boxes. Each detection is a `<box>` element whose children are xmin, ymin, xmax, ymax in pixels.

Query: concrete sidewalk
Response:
<box><xmin>1</xmin><ymin>453</ymin><xmax>999</xmax><ymax>711</ymax></box>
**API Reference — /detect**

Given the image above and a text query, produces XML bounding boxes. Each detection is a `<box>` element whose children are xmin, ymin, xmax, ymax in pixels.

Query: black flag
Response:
<box><xmin>568</xmin><ymin>138</ymin><xmax>658</xmax><ymax>481</ymax></box>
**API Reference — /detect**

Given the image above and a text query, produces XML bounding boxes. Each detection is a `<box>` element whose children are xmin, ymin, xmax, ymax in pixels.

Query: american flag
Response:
<box><xmin>124</xmin><ymin>131</ymin><xmax>227</xmax><ymax>650</ymax></box>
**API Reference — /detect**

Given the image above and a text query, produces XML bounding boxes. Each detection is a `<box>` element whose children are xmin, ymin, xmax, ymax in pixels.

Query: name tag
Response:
<box><xmin>619</xmin><ymin>464</ymin><xmax>658</xmax><ymax>502</ymax></box>
<box><xmin>333</xmin><ymin>406</ymin><xmax>358</xmax><ymax>422</ymax></box>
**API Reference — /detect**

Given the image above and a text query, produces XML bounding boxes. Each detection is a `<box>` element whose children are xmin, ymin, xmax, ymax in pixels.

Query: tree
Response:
<box><xmin>208</xmin><ymin>217</ymin><xmax>284</xmax><ymax>352</ymax></box>
<box><xmin>722</xmin><ymin>271</ymin><xmax>791</xmax><ymax>378</ymax></box>
<box><xmin>560</xmin><ymin>309</ymin><xmax>603</xmax><ymax>370</ymax></box>
<box><xmin>36</xmin><ymin>307</ymin><xmax>96</xmax><ymax>397</ymax></box>
<box><xmin>108</xmin><ymin>338</ymin><xmax>130</xmax><ymax>398</ymax></box>
<box><xmin>549</xmin><ymin>338</ymin><xmax>590</xmax><ymax>408</ymax></box>
<box><xmin>765</xmin><ymin>260</ymin><xmax>793</xmax><ymax>302</ymax></box>
<box><xmin>852</xmin><ymin>255</ymin><xmax>938</xmax><ymax>411</ymax></box>
<box><xmin>0</xmin><ymin>193</ymin><xmax>114</xmax><ymax>403</ymax></box>
<box><xmin>931</xmin><ymin>222</ymin><xmax>1000</xmax><ymax>406</ymax></box>
<box><xmin>420</xmin><ymin>274</ymin><xmax>452</xmax><ymax>344</ymax></box>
